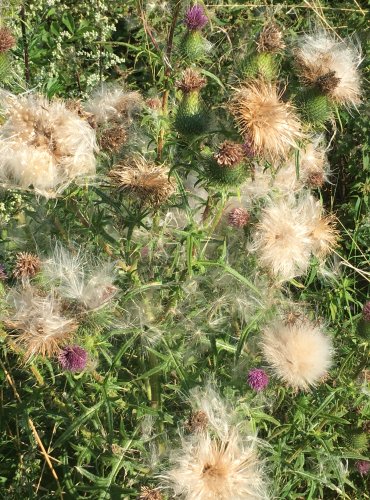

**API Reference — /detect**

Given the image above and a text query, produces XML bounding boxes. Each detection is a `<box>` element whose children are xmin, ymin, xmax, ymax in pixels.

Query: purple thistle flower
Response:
<box><xmin>356</xmin><ymin>460</ymin><xmax>370</xmax><ymax>475</ymax></box>
<box><xmin>362</xmin><ymin>301</ymin><xmax>370</xmax><ymax>322</ymax></box>
<box><xmin>248</xmin><ymin>368</ymin><xmax>269</xmax><ymax>392</ymax></box>
<box><xmin>242</xmin><ymin>138</ymin><xmax>256</xmax><ymax>159</ymax></box>
<box><xmin>0</xmin><ymin>264</ymin><xmax>7</xmax><ymax>280</ymax></box>
<box><xmin>58</xmin><ymin>345</ymin><xmax>87</xmax><ymax>372</ymax></box>
<box><xmin>184</xmin><ymin>4</ymin><xmax>208</xmax><ymax>31</ymax></box>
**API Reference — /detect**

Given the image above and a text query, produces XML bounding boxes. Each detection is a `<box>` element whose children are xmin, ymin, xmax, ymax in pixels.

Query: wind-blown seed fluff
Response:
<box><xmin>161</xmin><ymin>430</ymin><xmax>266</xmax><ymax>500</ymax></box>
<box><xmin>299</xmin><ymin>194</ymin><xmax>338</xmax><ymax>259</ymax></box>
<box><xmin>251</xmin><ymin>194</ymin><xmax>337</xmax><ymax>281</ymax></box>
<box><xmin>251</xmin><ymin>197</ymin><xmax>312</xmax><ymax>281</ymax></box>
<box><xmin>0</xmin><ymin>93</ymin><xmax>97</xmax><ymax>196</ymax></box>
<box><xmin>230</xmin><ymin>80</ymin><xmax>302</xmax><ymax>162</ymax></box>
<box><xmin>295</xmin><ymin>138</ymin><xmax>329</xmax><ymax>188</ymax></box>
<box><xmin>4</xmin><ymin>286</ymin><xmax>76</xmax><ymax>360</ymax></box>
<box><xmin>41</xmin><ymin>245</ymin><xmax>117</xmax><ymax>311</ymax></box>
<box><xmin>295</xmin><ymin>30</ymin><xmax>362</xmax><ymax>107</ymax></box>
<box><xmin>261</xmin><ymin>317</ymin><xmax>333</xmax><ymax>390</ymax></box>
<box><xmin>84</xmin><ymin>86</ymin><xmax>143</xmax><ymax>124</ymax></box>
<box><xmin>108</xmin><ymin>155</ymin><xmax>176</xmax><ymax>206</ymax></box>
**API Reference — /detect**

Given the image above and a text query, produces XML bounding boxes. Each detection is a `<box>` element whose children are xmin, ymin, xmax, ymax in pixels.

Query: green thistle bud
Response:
<box><xmin>175</xmin><ymin>92</ymin><xmax>209</xmax><ymax>137</ymax></box>
<box><xmin>297</xmin><ymin>88</ymin><xmax>332</xmax><ymax>127</ymax></box>
<box><xmin>242</xmin><ymin>52</ymin><xmax>279</xmax><ymax>81</ymax></box>
<box><xmin>174</xmin><ymin>68</ymin><xmax>209</xmax><ymax>137</ymax></box>
<box><xmin>181</xmin><ymin>30</ymin><xmax>208</xmax><ymax>62</ymax></box>
<box><xmin>203</xmin><ymin>141</ymin><xmax>249</xmax><ymax>187</ymax></box>
<box><xmin>346</xmin><ymin>431</ymin><xmax>368</xmax><ymax>453</ymax></box>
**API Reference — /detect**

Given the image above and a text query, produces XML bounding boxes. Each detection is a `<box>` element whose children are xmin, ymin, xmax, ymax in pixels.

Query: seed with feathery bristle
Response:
<box><xmin>0</xmin><ymin>27</ymin><xmax>16</xmax><ymax>53</ymax></box>
<box><xmin>257</xmin><ymin>22</ymin><xmax>285</xmax><ymax>53</ymax></box>
<box><xmin>230</xmin><ymin>79</ymin><xmax>303</xmax><ymax>162</ymax></box>
<box><xmin>185</xmin><ymin>410</ymin><xmax>209</xmax><ymax>433</ymax></box>
<box><xmin>13</xmin><ymin>252</ymin><xmax>41</xmax><ymax>279</ymax></box>
<box><xmin>214</xmin><ymin>141</ymin><xmax>245</xmax><ymax>167</ymax></box>
<box><xmin>228</xmin><ymin>207</ymin><xmax>250</xmax><ymax>228</ymax></box>
<box><xmin>0</xmin><ymin>93</ymin><xmax>97</xmax><ymax>196</ymax></box>
<box><xmin>139</xmin><ymin>486</ymin><xmax>163</xmax><ymax>500</ymax></box>
<box><xmin>108</xmin><ymin>156</ymin><xmax>175</xmax><ymax>206</ymax></box>
<box><xmin>176</xmin><ymin>68</ymin><xmax>207</xmax><ymax>93</ymax></box>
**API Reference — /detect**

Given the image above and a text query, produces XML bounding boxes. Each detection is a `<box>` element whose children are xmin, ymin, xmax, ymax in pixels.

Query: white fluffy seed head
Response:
<box><xmin>298</xmin><ymin>194</ymin><xmax>338</xmax><ymax>258</ymax></box>
<box><xmin>84</xmin><ymin>86</ymin><xmax>143</xmax><ymax>124</ymax></box>
<box><xmin>261</xmin><ymin>317</ymin><xmax>334</xmax><ymax>390</ymax></box>
<box><xmin>41</xmin><ymin>245</ymin><xmax>117</xmax><ymax>311</ymax></box>
<box><xmin>160</xmin><ymin>430</ymin><xmax>267</xmax><ymax>500</ymax></box>
<box><xmin>0</xmin><ymin>93</ymin><xmax>97</xmax><ymax>196</ymax></box>
<box><xmin>188</xmin><ymin>384</ymin><xmax>231</xmax><ymax>439</ymax></box>
<box><xmin>251</xmin><ymin>194</ymin><xmax>337</xmax><ymax>281</ymax></box>
<box><xmin>251</xmin><ymin>197</ymin><xmax>312</xmax><ymax>281</ymax></box>
<box><xmin>295</xmin><ymin>30</ymin><xmax>362</xmax><ymax>107</ymax></box>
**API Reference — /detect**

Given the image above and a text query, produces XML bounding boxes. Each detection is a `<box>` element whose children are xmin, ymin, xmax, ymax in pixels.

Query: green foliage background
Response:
<box><xmin>0</xmin><ymin>1</ymin><xmax>369</xmax><ymax>499</ymax></box>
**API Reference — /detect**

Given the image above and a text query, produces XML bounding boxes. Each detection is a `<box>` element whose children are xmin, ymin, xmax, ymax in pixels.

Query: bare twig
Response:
<box><xmin>19</xmin><ymin>2</ymin><xmax>30</xmax><ymax>83</ymax></box>
<box><xmin>157</xmin><ymin>1</ymin><xmax>182</xmax><ymax>160</ymax></box>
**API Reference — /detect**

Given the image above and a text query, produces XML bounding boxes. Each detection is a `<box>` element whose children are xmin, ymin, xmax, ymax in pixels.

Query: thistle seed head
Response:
<box><xmin>0</xmin><ymin>27</ymin><xmax>15</xmax><ymax>53</ymax></box>
<box><xmin>176</xmin><ymin>68</ymin><xmax>206</xmax><ymax>93</ymax></box>
<box><xmin>257</xmin><ymin>22</ymin><xmax>285</xmax><ymax>53</ymax></box>
<box><xmin>13</xmin><ymin>252</ymin><xmax>41</xmax><ymax>279</ymax></box>
<box><xmin>214</xmin><ymin>141</ymin><xmax>245</xmax><ymax>167</ymax></box>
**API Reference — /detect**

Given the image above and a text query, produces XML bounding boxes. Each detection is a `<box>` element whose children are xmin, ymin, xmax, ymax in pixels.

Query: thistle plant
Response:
<box><xmin>0</xmin><ymin>3</ymin><xmax>368</xmax><ymax>499</ymax></box>
<box><xmin>181</xmin><ymin>4</ymin><xmax>209</xmax><ymax>62</ymax></box>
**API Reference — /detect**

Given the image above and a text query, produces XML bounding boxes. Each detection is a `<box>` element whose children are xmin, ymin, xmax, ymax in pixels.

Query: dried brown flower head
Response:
<box><xmin>176</xmin><ymin>68</ymin><xmax>207</xmax><ymax>93</ymax></box>
<box><xmin>228</xmin><ymin>207</ymin><xmax>250</xmax><ymax>228</ymax></box>
<box><xmin>65</xmin><ymin>99</ymin><xmax>97</xmax><ymax>129</ymax></box>
<box><xmin>13</xmin><ymin>252</ymin><xmax>41</xmax><ymax>279</ymax></box>
<box><xmin>6</xmin><ymin>287</ymin><xmax>77</xmax><ymax>360</ymax></box>
<box><xmin>146</xmin><ymin>97</ymin><xmax>162</xmax><ymax>110</ymax></box>
<box><xmin>214</xmin><ymin>141</ymin><xmax>245</xmax><ymax>167</ymax></box>
<box><xmin>306</xmin><ymin>170</ymin><xmax>325</xmax><ymax>189</ymax></box>
<box><xmin>315</xmin><ymin>71</ymin><xmax>341</xmax><ymax>94</ymax></box>
<box><xmin>257</xmin><ymin>22</ymin><xmax>285</xmax><ymax>53</ymax></box>
<box><xmin>295</xmin><ymin>53</ymin><xmax>341</xmax><ymax>96</ymax></box>
<box><xmin>99</xmin><ymin>124</ymin><xmax>127</xmax><ymax>152</ymax></box>
<box><xmin>139</xmin><ymin>486</ymin><xmax>163</xmax><ymax>500</ymax></box>
<box><xmin>186</xmin><ymin>410</ymin><xmax>209</xmax><ymax>433</ymax></box>
<box><xmin>230</xmin><ymin>80</ymin><xmax>303</xmax><ymax>162</ymax></box>
<box><xmin>0</xmin><ymin>27</ymin><xmax>16</xmax><ymax>53</ymax></box>
<box><xmin>108</xmin><ymin>156</ymin><xmax>176</xmax><ymax>206</ymax></box>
